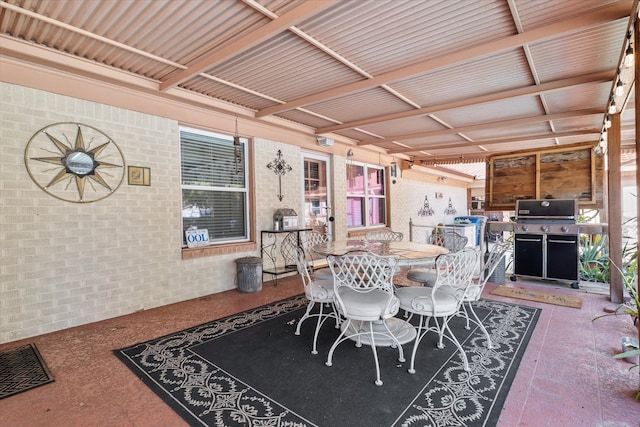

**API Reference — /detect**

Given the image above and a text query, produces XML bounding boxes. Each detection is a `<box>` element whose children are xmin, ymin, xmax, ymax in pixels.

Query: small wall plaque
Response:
<box><xmin>128</xmin><ymin>166</ymin><xmax>151</xmax><ymax>186</ymax></box>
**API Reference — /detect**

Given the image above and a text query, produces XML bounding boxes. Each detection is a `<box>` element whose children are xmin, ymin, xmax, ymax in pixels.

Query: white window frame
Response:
<box><xmin>346</xmin><ymin>161</ymin><xmax>386</xmax><ymax>229</ymax></box>
<box><xmin>179</xmin><ymin>126</ymin><xmax>250</xmax><ymax>247</ymax></box>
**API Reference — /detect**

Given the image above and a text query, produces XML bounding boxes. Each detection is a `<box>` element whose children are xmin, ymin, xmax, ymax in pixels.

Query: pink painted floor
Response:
<box><xmin>1</xmin><ymin>274</ymin><xmax>639</xmax><ymax>426</ymax></box>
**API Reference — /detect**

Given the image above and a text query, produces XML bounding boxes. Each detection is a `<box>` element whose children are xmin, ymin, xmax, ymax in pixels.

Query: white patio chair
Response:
<box><xmin>364</xmin><ymin>229</ymin><xmax>404</xmax><ymax>242</ymax></box>
<box><xmin>458</xmin><ymin>242</ymin><xmax>509</xmax><ymax>349</ymax></box>
<box><xmin>395</xmin><ymin>248</ymin><xmax>480</xmax><ymax>373</ymax></box>
<box><xmin>293</xmin><ymin>246</ymin><xmax>340</xmax><ymax>355</ymax></box>
<box><xmin>406</xmin><ymin>232</ymin><xmax>468</xmax><ymax>286</ymax></box>
<box><xmin>302</xmin><ymin>230</ymin><xmax>332</xmax><ymax>281</ymax></box>
<box><xmin>325</xmin><ymin>251</ymin><xmax>403</xmax><ymax>386</ymax></box>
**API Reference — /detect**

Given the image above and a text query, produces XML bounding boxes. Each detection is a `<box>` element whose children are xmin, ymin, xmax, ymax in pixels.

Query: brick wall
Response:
<box><xmin>0</xmin><ymin>83</ymin><xmax>261</xmax><ymax>343</ymax></box>
<box><xmin>0</xmin><ymin>82</ymin><xmax>471</xmax><ymax>343</ymax></box>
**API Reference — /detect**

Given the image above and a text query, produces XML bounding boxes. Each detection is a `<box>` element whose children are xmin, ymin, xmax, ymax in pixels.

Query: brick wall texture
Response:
<box><xmin>0</xmin><ymin>82</ymin><xmax>468</xmax><ymax>343</ymax></box>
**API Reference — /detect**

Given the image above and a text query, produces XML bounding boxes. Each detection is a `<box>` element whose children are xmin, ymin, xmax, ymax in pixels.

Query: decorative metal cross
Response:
<box><xmin>266</xmin><ymin>149</ymin><xmax>292</xmax><ymax>201</ymax></box>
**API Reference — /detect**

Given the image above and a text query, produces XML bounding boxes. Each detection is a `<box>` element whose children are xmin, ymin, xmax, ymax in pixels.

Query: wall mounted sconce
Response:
<box><xmin>444</xmin><ymin>197</ymin><xmax>457</xmax><ymax>215</ymax></box>
<box><xmin>347</xmin><ymin>149</ymin><xmax>354</xmax><ymax>157</ymax></box>
<box><xmin>417</xmin><ymin>195</ymin><xmax>435</xmax><ymax>217</ymax></box>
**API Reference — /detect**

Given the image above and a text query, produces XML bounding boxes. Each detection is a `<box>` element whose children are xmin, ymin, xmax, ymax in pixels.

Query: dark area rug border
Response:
<box><xmin>0</xmin><ymin>343</ymin><xmax>55</xmax><ymax>400</ymax></box>
<box><xmin>115</xmin><ymin>295</ymin><xmax>540</xmax><ymax>427</ymax></box>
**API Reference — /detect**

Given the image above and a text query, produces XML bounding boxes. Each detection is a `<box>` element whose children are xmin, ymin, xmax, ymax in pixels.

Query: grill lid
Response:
<box><xmin>515</xmin><ymin>199</ymin><xmax>577</xmax><ymax>221</ymax></box>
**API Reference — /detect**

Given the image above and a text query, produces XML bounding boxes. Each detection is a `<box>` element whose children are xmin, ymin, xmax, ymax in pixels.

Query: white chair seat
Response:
<box><xmin>396</xmin><ymin>286</ymin><xmax>458</xmax><ymax>316</ymax></box>
<box><xmin>463</xmin><ymin>284</ymin><xmax>482</xmax><ymax>301</ymax></box>
<box><xmin>406</xmin><ymin>269</ymin><xmax>437</xmax><ymax>286</ymax></box>
<box><xmin>336</xmin><ymin>287</ymin><xmax>399</xmax><ymax>320</ymax></box>
<box><xmin>399</xmin><ymin>248</ymin><xmax>480</xmax><ymax>375</ymax></box>
<box><xmin>293</xmin><ymin>246</ymin><xmax>340</xmax><ymax>355</ymax></box>
<box><xmin>305</xmin><ymin>279</ymin><xmax>335</xmax><ymax>303</ymax></box>
<box><xmin>325</xmin><ymin>251</ymin><xmax>403</xmax><ymax>386</ymax></box>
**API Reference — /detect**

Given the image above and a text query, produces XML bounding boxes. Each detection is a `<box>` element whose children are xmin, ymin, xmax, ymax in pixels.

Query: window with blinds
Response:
<box><xmin>346</xmin><ymin>162</ymin><xmax>386</xmax><ymax>228</ymax></box>
<box><xmin>180</xmin><ymin>127</ymin><xmax>249</xmax><ymax>246</ymax></box>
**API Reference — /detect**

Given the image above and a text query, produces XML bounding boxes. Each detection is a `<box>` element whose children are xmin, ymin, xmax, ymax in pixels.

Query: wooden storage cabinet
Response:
<box><xmin>485</xmin><ymin>144</ymin><xmax>603</xmax><ymax>211</ymax></box>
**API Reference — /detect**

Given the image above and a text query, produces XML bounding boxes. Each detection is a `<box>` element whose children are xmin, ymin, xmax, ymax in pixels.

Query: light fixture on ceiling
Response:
<box><xmin>608</xmin><ymin>99</ymin><xmax>617</xmax><ymax>114</ymax></box>
<box><xmin>605</xmin><ymin>115</ymin><xmax>612</xmax><ymax>129</ymax></box>
<box><xmin>438</xmin><ymin>177</ymin><xmax>447</xmax><ymax>183</ymax></box>
<box><xmin>316</xmin><ymin>136</ymin><xmax>334</xmax><ymax>147</ymax></box>
<box><xmin>408</xmin><ymin>159</ymin><xmax>414</xmax><ymax>169</ymax></box>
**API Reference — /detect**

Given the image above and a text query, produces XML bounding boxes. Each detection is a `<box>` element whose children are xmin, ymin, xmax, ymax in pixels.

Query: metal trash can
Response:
<box><xmin>235</xmin><ymin>257</ymin><xmax>263</xmax><ymax>293</ymax></box>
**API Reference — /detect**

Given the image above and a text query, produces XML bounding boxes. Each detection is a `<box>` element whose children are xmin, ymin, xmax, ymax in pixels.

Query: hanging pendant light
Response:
<box><xmin>233</xmin><ymin>116</ymin><xmax>241</xmax><ymax>174</ymax></box>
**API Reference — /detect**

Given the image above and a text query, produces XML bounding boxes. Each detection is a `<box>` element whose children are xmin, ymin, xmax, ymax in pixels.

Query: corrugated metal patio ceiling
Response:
<box><xmin>0</xmin><ymin>0</ymin><xmax>636</xmax><ymax>166</ymax></box>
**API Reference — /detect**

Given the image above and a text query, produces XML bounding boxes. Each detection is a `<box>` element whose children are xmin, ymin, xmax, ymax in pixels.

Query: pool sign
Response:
<box><xmin>185</xmin><ymin>228</ymin><xmax>210</xmax><ymax>248</ymax></box>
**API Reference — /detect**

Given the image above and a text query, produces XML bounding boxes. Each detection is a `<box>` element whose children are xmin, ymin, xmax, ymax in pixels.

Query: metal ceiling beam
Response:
<box><xmin>159</xmin><ymin>1</ymin><xmax>337</xmax><ymax>91</ymax></box>
<box><xmin>316</xmin><ymin>71</ymin><xmax>612</xmax><ymax>134</ymax></box>
<box><xmin>387</xmin><ymin>128</ymin><xmax>601</xmax><ymax>154</ymax></box>
<box><xmin>358</xmin><ymin>108</ymin><xmax>602</xmax><ymax>146</ymax></box>
<box><xmin>256</xmin><ymin>2</ymin><xmax>631</xmax><ymax>118</ymax></box>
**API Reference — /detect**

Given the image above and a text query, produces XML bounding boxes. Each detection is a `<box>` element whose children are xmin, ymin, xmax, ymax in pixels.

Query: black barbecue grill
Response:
<box><xmin>511</xmin><ymin>199</ymin><xmax>580</xmax><ymax>288</ymax></box>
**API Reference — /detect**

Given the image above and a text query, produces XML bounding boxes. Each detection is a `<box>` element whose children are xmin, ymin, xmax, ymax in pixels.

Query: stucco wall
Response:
<box><xmin>390</xmin><ymin>171</ymin><xmax>468</xmax><ymax>241</ymax></box>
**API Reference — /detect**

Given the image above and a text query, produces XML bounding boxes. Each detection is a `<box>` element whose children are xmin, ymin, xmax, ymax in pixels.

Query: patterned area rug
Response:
<box><xmin>0</xmin><ymin>343</ymin><xmax>54</xmax><ymax>399</ymax></box>
<box><xmin>115</xmin><ymin>296</ymin><xmax>540</xmax><ymax>426</ymax></box>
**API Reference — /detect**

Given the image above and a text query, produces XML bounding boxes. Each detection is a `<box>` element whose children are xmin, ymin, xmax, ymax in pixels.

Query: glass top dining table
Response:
<box><xmin>311</xmin><ymin>239</ymin><xmax>448</xmax><ymax>267</ymax></box>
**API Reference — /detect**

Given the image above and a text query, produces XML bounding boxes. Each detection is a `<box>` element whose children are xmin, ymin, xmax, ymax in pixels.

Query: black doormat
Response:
<box><xmin>0</xmin><ymin>343</ymin><xmax>54</xmax><ymax>399</ymax></box>
<box><xmin>115</xmin><ymin>296</ymin><xmax>540</xmax><ymax>426</ymax></box>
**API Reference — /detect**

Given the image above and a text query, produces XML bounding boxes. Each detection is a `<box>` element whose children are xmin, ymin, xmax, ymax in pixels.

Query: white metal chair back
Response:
<box><xmin>328</xmin><ymin>251</ymin><xmax>397</xmax><ymax>295</ymax></box>
<box><xmin>431</xmin><ymin>248</ymin><xmax>479</xmax><ymax>299</ymax></box>
<box><xmin>325</xmin><ymin>251</ymin><xmax>403</xmax><ymax>386</ymax></box>
<box><xmin>365</xmin><ymin>229</ymin><xmax>403</xmax><ymax>242</ymax></box>
<box><xmin>303</xmin><ymin>230</ymin><xmax>329</xmax><ymax>252</ymax></box>
<box><xmin>395</xmin><ymin>247</ymin><xmax>479</xmax><ymax>374</ymax></box>
<box><xmin>427</xmin><ymin>232</ymin><xmax>468</xmax><ymax>252</ymax></box>
<box><xmin>292</xmin><ymin>246</ymin><xmax>338</xmax><ymax>354</ymax></box>
<box><xmin>480</xmin><ymin>243</ymin><xmax>509</xmax><ymax>286</ymax></box>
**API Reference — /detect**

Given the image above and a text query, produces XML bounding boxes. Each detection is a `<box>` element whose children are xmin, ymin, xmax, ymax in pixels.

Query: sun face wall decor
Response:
<box><xmin>24</xmin><ymin>122</ymin><xmax>125</xmax><ymax>203</ymax></box>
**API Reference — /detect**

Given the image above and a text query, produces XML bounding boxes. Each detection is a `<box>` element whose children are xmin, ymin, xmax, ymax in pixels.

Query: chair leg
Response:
<box><xmin>325</xmin><ymin>319</ymin><xmax>351</xmax><ymax>367</ymax></box>
<box><xmin>460</xmin><ymin>303</ymin><xmax>471</xmax><ymax>330</ymax></box>
<box><xmin>382</xmin><ymin>319</ymin><xmax>405</xmax><ymax>363</ymax></box>
<box><xmin>367</xmin><ymin>322</ymin><xmax>383</xmax><ymax>386</ymax></box>
<box><xmin>310</xmin><ymin>303</ymin><xmax>325</xmax><ymax>355</ymax></box>
<box><xmin>295</xmin><ymin>301</ymin><xmax>315</xmax><ymax>336</ymax></box>
<box><xmin>408</xmin><ymin>314</ymin><xmax>431</xmax><ymax>374</ymax></box>
<box><xmin>443</xmin><ymin>318</ymin><xmax>470</xmax><ymax>371</ymax></box>
<box><xmin>467</xmin><ymin>302</ymin><xmax>493</xmax><ymax>349</ymax></box>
